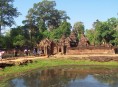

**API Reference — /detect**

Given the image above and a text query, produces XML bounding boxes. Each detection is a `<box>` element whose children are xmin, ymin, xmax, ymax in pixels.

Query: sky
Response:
<box><xmin>13</xmin><ymin>0</ymin><xmax>118</xmax><ymax>29</ymax></box>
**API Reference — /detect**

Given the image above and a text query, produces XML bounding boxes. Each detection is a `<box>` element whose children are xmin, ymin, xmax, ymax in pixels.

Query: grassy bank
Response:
<box><xmin>1</xmin><ymin>58</ymin><xmax>118</xmax><ymax>77</ymax></box>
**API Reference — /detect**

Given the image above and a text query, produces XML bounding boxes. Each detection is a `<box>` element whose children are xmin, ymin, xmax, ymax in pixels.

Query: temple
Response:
<box><xmin>37</xmin><ymin>32</ymin><xmax>116</xmax><ymax>56</ymax></box>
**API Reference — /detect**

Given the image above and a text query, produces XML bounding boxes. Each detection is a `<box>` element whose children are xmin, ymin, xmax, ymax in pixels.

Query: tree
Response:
<box><xmin>73</xmin><ymin>22</ymin><xmax>84</xmax><ymax>38</ymax></box>
<box><xmin>9</xmin><ymin>26</ymin><xmax>35</xmax><ymax>48</ymax></box>
<box><xmin>25</xmin><ymin>0</ymin><xmax>70</xmax><ymax>32</ymax></box>
<box><xmin>10</xmin><ymin>26</ymin><xmax>23</xmax><ymax>39</ymax></box>
<box><xmin>43</xmin><ymin>21</ymin><xmax>71</xmax><ymax>40</ymax></box>
<box><xmin>0</xmin><ymin>35</ymin><xmax>5</xmax><ymax>48</ymax></box>
<box><xmin>92</xmin><ymin>19</ymin><xmax>116</xmax><ymax>45</ymax></box>
<box><xmin>22</xmin><ymin>8</ymin><xmax>38</xmax><ymax>36</ymax></box>
<box><xmin>13</xmin><ymin>35</ymin><xmax>25</xmax><ymax>47</ymax></box>
<box><xmin>112</xmin><ymin>31</ymin><xmax>118</xmax><ymax>46</ymax></box>
<box><xmin>107</xmin><ymin>17</ymin><xmax>118</xmax><ymax>29</ymax></box>
<box><xmin>107</xmin><ymin>17</ymin><xmax>118</xmax><ymax>46</ymax></box>
<box><xmin>0</xmin><ymin>32</ymin><xmax>13</xmax><ymax>49</ymax></box>
<box><xmin>59</xmin><ymin>21</ymin><xmax>71</xmax><ymax>36</ymax></box>
<box><xmin>0</xmin><ymin>0</ymin><xmax>20</xmax><ymax>35</ymax></box>
<box><xmin>86</xmin><ymin>29</ymin><xmax>96</xmax><ymax>45</ymax></box>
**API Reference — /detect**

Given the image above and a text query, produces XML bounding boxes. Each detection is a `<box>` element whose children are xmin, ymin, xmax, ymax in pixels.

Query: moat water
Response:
<box><xmin>3</xmin><ymin>66</ymin><xmax>118</xmax><ymax>87</ymax></box>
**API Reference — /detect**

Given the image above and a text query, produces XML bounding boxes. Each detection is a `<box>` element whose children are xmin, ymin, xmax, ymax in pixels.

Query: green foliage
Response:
<box><xmin>3</xmin><ymin>35</ymin><xmax>13</xmax><ymax>49</ymax></box>
<box><xmin>0</xmin><ymin>34</ymin><xmax>13</xmax><ymax>49</ymax></box>
<box><xmin>73</xmin><ymin>22</ymin><xmax>84</xmax><ymax>36</ymax></box>
<box><xmin>1</xmin><ymin>0</ymin><xmax>118</xmax><ymax>49</ymax></box>
<box><xmin>97</xmin><ymin>22</ymin><xmax>113</xmax><ymax>43</ymax></box>
<box><xmin>86</xmin><ymin>29</ymin><xmax>96</xmax><ymax>45</ymax></box>
<box><xmin>38</xmin><ymin>20</ymin><xmax>47</xmax><ymax>32</ymax></box>
<box><xmin>107</xmin><ymin>17</ymin><xmax>118</xmax><ymax>28</ymax></box>
<box><xmin>10</xmin><ymin>26</ymin><xmax>23</xmax><ymax>38</ymax></box>
<box><xmin>20</xmin><ymin>0</ymin><xmax>70</xmax><ymax>46</ymax></box>
<box><xmin>59</xmin><ymin>21</ymin><xmax>71</xmax><ymax>36</ymax></box>
<box><xmin>49</xmin><ymin>28</ymin><xmax>63</xmax><ymax>40</ymax></box>
<box><xmin>9</xmin><ymin>26</ymin><xmax>31</xmax><ymax>48</ymax></box>
<box><xmin>25</xmin><ymin>0</ymin><xmax>69</xmax><ymax>32</ymax></box>
<box><xmin>112</xmin><ymin>32</ymin><xmax>118</xmax><ymax>45</ymax></box>
<box><xmin>0</xmin><ymin>0</ymin><xmax>20</xmax><ymax>35</ymax></box>
<box><xmin>85</xmin><ymin>18</ymin><xmax>118</xmax><ymax>46</ymax></box>
<box><xmin>13</xmin><ymin>35</ymin><xmax>25</xmax><ymax>47</ymax></box>
<box><xmin>42</xmin><ymin>21</ymin><xmax>71</xmax><ymax>40</ymax></box>
<box><xmin>92</xmin><ymin>20</ymin><xmax>102</xmax><ymax>44</ymax></box>
<box><xmin>0</xmin><ymin>35</ymin><xmax>5</xmax><ymax>48</ymax></box>
<box><xmin>42</xmin><ymin>30</ymin><xmax>51</xmax><ymax>39</ymax></box>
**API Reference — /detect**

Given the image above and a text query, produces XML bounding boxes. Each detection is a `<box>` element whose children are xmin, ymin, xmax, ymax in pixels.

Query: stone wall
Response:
<box><xmin>66</xmin><ymin>47</ymin><xmax>115</xmax><ymax>55</ymax></box>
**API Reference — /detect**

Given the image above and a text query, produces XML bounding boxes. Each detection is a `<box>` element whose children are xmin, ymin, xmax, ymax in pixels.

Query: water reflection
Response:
<box><xmin>6</xmin><ymin>66</ymin><xmax>118</xmax><ymax>87</ymax></box>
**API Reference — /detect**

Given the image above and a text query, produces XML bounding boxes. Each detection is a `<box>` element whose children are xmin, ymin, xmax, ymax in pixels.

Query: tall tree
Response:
<box><xmin>73</xmin><ymin>22</ymin><xmax>84</xmax><ymax>35</ymax></box>
<box><xmin>92</xmin><ymin>20</ymin><xmax>103</xmax><ymax>45</ymax></box>
<box><xmin>93</xmin><ymin>19</ymin><xmax>116</xmax><ymax>45</ymax></box>
<box><xmin>0</xmin><ymin>0</ymin><xmax>20</xmax><ymax>35</ymax></box>
<box><xmin>25</xmin><ymin>0</ymin><xmax>70</xmax><ymax>32</ymax></box>
<box><xmin>13</xmin><ymin>34</ymin><xmax>25</xmax><ymax>47</ymax></box>
<box><xmin>107</xmin><ymin>17</ymin><xmax>118</xmax><ymax>29</ymax></box>
<box><xmin>49</xmin><ymin>21</ymin><xmax>71</xmax><ymax>40</ymax></box>
<box><xmin>59</xmin><ymin>21</ymin><xmax>71</xmax><ymax>36</ymax></box>
<box><xmin>86</xmin><ymin>29</ymin><xmax>96</xmax><ymax>45</ymax></box>
<box><xmin>10</xmin><ymin>26</ymin><xmax>32</xmax><ymax>48</ymax></box>
<box><xmin>107</xmin><ymin>17</ymin><xmax>118</xmax><ymax>45</ymax></box>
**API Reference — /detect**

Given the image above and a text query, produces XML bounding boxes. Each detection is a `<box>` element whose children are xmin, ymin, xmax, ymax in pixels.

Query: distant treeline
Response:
<box><xmin>0</xmin><ymin>0</ymin><xmax>118</xmax><ymax>49</ymax></box>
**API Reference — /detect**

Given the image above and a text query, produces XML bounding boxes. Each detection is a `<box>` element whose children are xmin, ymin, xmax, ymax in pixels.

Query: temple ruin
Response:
<box><xmin>37</xmin><ymin>32</ymin><xmax>116</xmax><ymax>56</ymax></box>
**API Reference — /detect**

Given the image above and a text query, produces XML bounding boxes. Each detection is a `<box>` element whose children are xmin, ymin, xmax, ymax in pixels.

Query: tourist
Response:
<box><xmin>28</xmin><ymin>49</ymin><xmax>31</xmax><ymax>56</ymax></box>
<box><xmin>14</xmin><ymin>48</ymin><xmax>18</xmax><ymax>57</ymax></box>
<box><xmin>24</xmin><ymin>49</ymin><xmax>28</xmax><ymax>56</ymax></box>
<box><xmin>33</xmin><ymin>48</ymin><xmax>37</xmax><ymax>56</ymax></box>
<box><xmin>47</xmin><ymin>46</ymin><xmax>51</xmax><ymax>57</ymax></box>
<box><xmin>37</xmin><ymin>49</ymin><xmax>40</xmax><ymax>56</ymax></box>
<box><xmin>0</xmin><ymin>50</ymin><xmax>5</xmax><ymax>60</ymax></box>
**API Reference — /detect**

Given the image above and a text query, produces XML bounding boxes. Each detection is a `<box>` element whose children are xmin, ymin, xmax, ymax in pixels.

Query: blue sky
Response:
<box><xmin>14</xmin><ymin>0</ymin><xmax>118</xmax><ymax>29</ymax></box>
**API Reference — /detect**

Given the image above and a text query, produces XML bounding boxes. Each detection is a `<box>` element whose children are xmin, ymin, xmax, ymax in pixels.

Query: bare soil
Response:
<box><xmin>1</xmin><ymin>54</ymin><xmax>118</xmax><ymax>68</ymax></box>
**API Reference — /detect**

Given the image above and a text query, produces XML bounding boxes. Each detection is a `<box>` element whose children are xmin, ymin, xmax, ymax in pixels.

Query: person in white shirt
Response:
<box><xmin>0</xmin><ymin>50</ymin><xmax>5</xmax><ymax>60</ymax></box>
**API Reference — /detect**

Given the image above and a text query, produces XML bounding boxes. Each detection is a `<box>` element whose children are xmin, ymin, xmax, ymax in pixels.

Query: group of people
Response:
<box><xmin>24</xmin><ymin>48</ymin><xmax>42</xmax><ymax>56</ymax></box>
<box><xmin>0</xmin><ymin>47</ymin><xmax>42</xmax><ymax>60</ymax></box>
<box><xmin>33</xmin><ymin>48</ymin><xmax>42</xmax><ymax>56</ymax></box>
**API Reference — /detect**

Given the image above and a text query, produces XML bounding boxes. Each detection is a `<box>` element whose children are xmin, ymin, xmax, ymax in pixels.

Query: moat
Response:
<box><xmin>3</xmin><ymin>65</ymin><xmax>118</xmax><ymax>87</ymax></box>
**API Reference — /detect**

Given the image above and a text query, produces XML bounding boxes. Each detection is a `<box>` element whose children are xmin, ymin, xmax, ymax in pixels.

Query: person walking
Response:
<box><xmin>0</xmin><ymin>50</ymin><xmax>5</xmax><ymax>60</ymax></box>
<box><xmin>24</xmin><ymin>49</ymin><xmax>28</xmax><ymax>56</ymax></box>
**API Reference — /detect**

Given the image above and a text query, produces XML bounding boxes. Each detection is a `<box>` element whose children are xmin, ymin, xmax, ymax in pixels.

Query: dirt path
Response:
<box><xmin>1</xmin><ymin>54</ymin><xmax>118</xmax><ymax>62</ymax></box>
<box><xmin>0</xmin><ymin>56</ymin><xmax>47</xmax><ymax>66</ymax></box>
<box><xmin>1</xmin><ymin>54</ymin><xmax>118</xmax><ymax>66</ymax></box>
